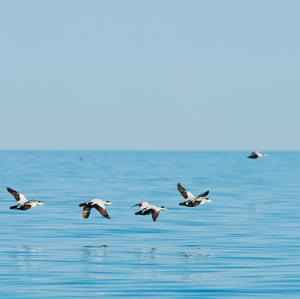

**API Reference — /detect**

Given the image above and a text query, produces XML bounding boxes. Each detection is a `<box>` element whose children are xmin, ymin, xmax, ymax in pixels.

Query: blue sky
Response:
<box><xmin>0</xmin><ymin>0</ymin><xmax>299</xmax><ymax>150</ymax></box>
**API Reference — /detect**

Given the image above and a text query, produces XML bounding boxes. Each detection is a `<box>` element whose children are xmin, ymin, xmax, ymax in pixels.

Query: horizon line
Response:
<box><xmin>0</xmin><ymin>149</ymin><xmax>299</xmax><ymax>152</ymax></box>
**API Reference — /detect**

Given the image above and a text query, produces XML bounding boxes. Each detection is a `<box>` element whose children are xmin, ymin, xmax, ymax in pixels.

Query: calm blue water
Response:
<box><xmin>0</xmin><ymin>151</ymin><xmax>299</xmax><ymax>298</ymax></box>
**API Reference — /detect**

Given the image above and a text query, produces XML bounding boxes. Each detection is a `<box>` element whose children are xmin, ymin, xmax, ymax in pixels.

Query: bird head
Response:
<box><xmin>160</xmin><ymin>206</ymin><xmax>168</xmax><ymax>211</ymax></box>
<box><xmin>104</xmin><ymin>200</ymin><xmax>112</xmax><ymax>205</ymax></box>
<box><xmin>36</xmin><ymin>201</ymin><xmax>44</xmax><ymax>206</ymax></box>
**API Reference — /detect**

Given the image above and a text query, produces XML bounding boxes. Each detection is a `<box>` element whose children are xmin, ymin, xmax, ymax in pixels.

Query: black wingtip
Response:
<box><xmin>7</xmin><ymin>186</ymin><xmax>20</xmax><ymax>194</ymax></box>
<box><xmin>198</xmin><ymin>190</ymin><xmax>209</xmax><ymax>198</ymax></box>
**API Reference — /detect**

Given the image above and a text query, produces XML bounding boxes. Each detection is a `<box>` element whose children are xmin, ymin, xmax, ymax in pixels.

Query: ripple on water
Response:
<box><xmin>0</xmin><ymin>151</ymin><xmax>300</xmax><ymax>298</ymax></box>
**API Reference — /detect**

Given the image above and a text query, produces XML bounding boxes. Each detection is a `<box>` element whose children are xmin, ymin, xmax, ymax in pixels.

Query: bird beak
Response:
<box><xmin>131</xmin><ymin>204</ymin><xmax>139</xmax><ymax>208</ymax></box>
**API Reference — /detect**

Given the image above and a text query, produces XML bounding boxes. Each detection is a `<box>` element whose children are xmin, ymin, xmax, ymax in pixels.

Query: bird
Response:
<box><xmin>79</xmin><ymin>199</ymin><xmax>112</xmax><ymax>219</ymax></box>
<box><xmin>7</xmin><ymin>187</ymin><xmax>44</xmax><ymax>210</ymax></box>
<box><xmin>177</xmin><ymin>183</ymin><xmax>211</xmax><ymax>207</ymax></box>
<box><xmin>133</xmin><ymin>201</ymin><xmax>168</xmax><ymax>222</ymax></box>
<box><xmin>248</xmin><ymin>151</ymin><xmax>267</xmax><ymax>159</ymax></box>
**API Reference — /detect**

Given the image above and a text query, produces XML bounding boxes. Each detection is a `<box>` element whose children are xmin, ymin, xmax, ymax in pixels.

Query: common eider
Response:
<box><xmin>133</xmin><ymin>201</ymin><xmax>168</xmax><ymax>222</ymax></box>
<box><xmin>177</xmin><ymin>183</ymin><xmax>211</xmax><ymax>207</ymax></box>
<box><xmin>248</xmin><ymin>151</ymin><xmax>267</xmax><ymax>159</ymax></box>
<box><xmin>7</xmin><ymin>187</ymin><xmax>44</xmax><ymax>210</ymax></box>
<box><xmin>79</xmin><ymin>199</ymin><xmax>112</xmax><ymax>219</ymax></box>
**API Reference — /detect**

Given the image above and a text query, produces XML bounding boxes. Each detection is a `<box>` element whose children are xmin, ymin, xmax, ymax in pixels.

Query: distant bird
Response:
<box><xmin>79</xmin><ymin>199</ymin><xmax>112</xmax><ymax>219</ymax></box>
<box><xmin>133</xmin><ymin>201</ymin><xmax>168</xmax><ymax>222</ymax></box>
<box><xmin>177</xmin><ymin>183</ymin><xmax>211</xmax><ymax>207</ymax></box>
<box><xmin>248</xmin><ymin>151</ymin><xmax>267</xmax><ymax>159</ymax></box>
<box><xmin>7</xmin><ymin>187</ymin><xmax>44</xmax><ymax>210</ymax></box>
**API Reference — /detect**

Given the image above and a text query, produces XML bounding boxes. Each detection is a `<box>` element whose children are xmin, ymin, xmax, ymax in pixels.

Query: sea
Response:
<box><xmin>0</xmin><ymin>151</ymin><xmax>299</xmax><ymax>298</ymax></box>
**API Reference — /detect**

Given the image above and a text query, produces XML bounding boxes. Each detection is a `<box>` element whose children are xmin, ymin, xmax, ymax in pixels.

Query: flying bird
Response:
<box><xmin>177</xmin><ymin>183</ymin><xmax>211</xmax><ymax>207</ymax></box>
<box><xmin>79</xmin><ymin>199</ymin><xmax>112</xmax><ymax>219</ymax></box>
<box><xmin>248</xmin><ymin>151</ymin><xmax>267</xmax><ymax>159</ymax></box>
<box><xmin>133</xmin><ymin>201</ymin><xmax>167</xmax><ymax>222</ymax></box>
<box><xmin>7</xmin><ymin>187</ymin><xmax>44</xmax><ymax>210</ymax></box>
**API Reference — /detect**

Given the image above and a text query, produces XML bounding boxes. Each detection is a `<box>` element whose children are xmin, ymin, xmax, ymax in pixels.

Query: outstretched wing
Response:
<box><xmin>82</xmin><ymin>206</ymin><xmax>91</xmax><ymax>218</ymax></box>
<box><xmin>177</xmin><ymin>183</ymin><xmax>194</xmax><ymax>199</ymax></box>
<box><xmin>7</xmin><ymin>187</ymin><xmax>28</xmax><ymax>204</ymax></box>
<box><xmin>7</xmin><ymin>187</ymin><xmax>20</xmax><ymax>201</ymax></box>
<box><xmin>150</xmin><ymin>209</ymin><xmax>160</xmax><ymax>222</ymax></box>
<box><xmin>94</xmin><ymin>204</ymin><xmax>111</xmax><ymax>219</ymax></box>
<box><xmin>195</xmin><ymin>190</ymin><xmax>209</xmax><ymax>199</ymax></box>
<box><xmin>177</xmin><ymin>183</ymin><xmax>188</xmax><ymax>199</ymax></box>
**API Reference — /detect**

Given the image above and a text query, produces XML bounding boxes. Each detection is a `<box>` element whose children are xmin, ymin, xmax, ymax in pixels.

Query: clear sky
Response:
<box><xmin>0</xmin><ymin>0</ymin><xmax>299</xmax><ymax>150</ymax></box>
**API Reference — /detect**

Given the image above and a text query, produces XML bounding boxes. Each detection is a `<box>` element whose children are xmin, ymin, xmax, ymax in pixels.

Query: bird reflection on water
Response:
<box><xmin>182</xmin><ymin>251</ymin><xmax>210</xmax><ymax>260</ymax></box>
<box><xmin>137</xmin><ymin>247</ymin><xmax>159</xmax><ymax>260</ymax></box>
<box><xmin>13</xmin><ymin>245</ymin><xmax>43</xmax><ymax>271</ymax></box>
<box><xmin>81</xmin><ymin>245</ymin><xmax>108</xmax><ymax>261</ymax></box>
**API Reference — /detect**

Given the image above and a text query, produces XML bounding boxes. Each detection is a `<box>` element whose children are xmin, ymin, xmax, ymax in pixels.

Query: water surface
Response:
<box><xmin>0</xmin><ymin>151</ymin><xmax>299</xmax><ymax>298</ymax></box>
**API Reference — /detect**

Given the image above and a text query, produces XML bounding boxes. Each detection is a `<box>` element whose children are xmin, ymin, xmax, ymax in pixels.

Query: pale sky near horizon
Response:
<box><xmin>0</xmin><ymin>0</ymin><xmax>299</xmax><ymax>150</ymax></box>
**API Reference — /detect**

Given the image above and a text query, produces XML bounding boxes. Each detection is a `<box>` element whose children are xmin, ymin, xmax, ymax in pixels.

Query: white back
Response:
<box><xmin>140</xmin><ymin>202</ymin><xmax>151</xmax><ymax>210</ymax></box>
<box><xmin>89</xmin><ymin>199</ymin><xmax>106</xmax><ymax>208</ymax></box>
<box><xmin>19</xmin><ymin>193</ymin><xmax>29</xmax><ymax>205</ymax></box>
<box><xmin>186</xmin><ymin>191</ymin><xmax>195</xmax><ymax>199</ymax></box>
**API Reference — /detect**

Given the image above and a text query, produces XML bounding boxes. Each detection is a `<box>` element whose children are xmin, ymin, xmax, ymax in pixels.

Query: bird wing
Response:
<box><xmin>195</xmin><ymin>190</ymin><xmax>209</xmax><ymax>199</ymax></box>
<box><xmin>150</xmin><ymin>209</ymin><xmax>160</xmax><ymax>222</ymax></box>
<box><xmin>7</xmin><ymin>187</ymin><xmax>20</xmax><ymax>201</ymax></box>
<box><xmin>177</xmin><ymin>183</ymin><xmax>194</xmax><ymax>199</ymax></box>
<box><xmin>19</xmin><ymin>203</ymin><xmax>32</xmax><ymax>210</ymax></box>
<box><xmin>94</xmin><ymin>204</ymin><xmax>111</xmax><ymax>219</ymax></box>
<box><xmin>7</xmin><ymin>187</ymin><xmax>28</xmax><ymax>204</ymax></box>
<box><xmin>82</xmin><ymin>206</ymin><xmax>91</xmax><ymax>218</ymax></box>
<box><xmin>177</xmin><ymin>183</ymin><xmax>188</xmax><ymax>199</ymax></box>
